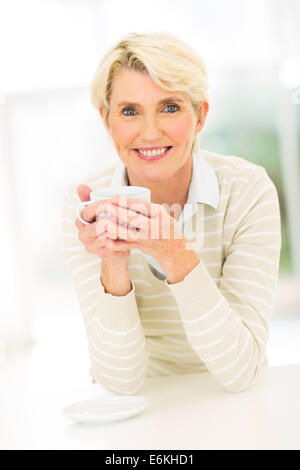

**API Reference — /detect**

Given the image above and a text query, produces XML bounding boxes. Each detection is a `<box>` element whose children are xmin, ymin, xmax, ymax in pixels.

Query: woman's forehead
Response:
<box><xmin>110</xmin><ymin>68</ymin><xmax>188</xmax><ymax>105</ymax></box>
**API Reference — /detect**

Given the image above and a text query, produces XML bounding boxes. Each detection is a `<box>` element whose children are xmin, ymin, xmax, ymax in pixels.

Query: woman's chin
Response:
<box><xmin>137</xmin><ymin>169</ymin><xmax>170</xmax><ymax>184</ymax></box>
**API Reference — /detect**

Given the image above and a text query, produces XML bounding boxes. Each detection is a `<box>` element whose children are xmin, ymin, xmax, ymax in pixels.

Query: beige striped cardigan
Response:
<box><xmin>61</xmin><ymin>149</ymin><xmax>281</xmax><ymax>394</ymax></box>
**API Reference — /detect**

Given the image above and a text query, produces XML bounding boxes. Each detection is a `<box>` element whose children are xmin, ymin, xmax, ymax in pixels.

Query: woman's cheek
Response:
<box><xmin>167</xmin><ymin>116</ymin><xmax>193</xmax><ymax>142</ymax></box>
<box><xmin>111</xmin><ymin>121</ymin><xmax>138</xmax><ymax>146</ymax></box>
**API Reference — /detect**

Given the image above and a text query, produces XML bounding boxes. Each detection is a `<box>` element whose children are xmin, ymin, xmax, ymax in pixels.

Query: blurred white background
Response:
<box><xmin>0</xmin><ymin>0</ymin><xmax>300</xmax><ymax>373</ymax></box>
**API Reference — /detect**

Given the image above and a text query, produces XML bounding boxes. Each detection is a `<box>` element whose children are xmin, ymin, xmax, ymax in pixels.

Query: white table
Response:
<box><xmin>1</xmin><ymin>342</ymin><xmax>300</xmax><ymax>450</ymax></box>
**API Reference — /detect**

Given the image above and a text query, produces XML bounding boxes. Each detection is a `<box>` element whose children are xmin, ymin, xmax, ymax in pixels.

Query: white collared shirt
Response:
<box><xmin>109</xmin><ymin>150</ymin><xmax>220</xmax><ymax>276</ymax></box>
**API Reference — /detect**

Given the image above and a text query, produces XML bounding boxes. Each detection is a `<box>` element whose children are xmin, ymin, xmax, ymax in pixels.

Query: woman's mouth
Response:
<box><xmin>132</xmin><ymin>146</ymin><xmax>173</xmax><ymax>161</ymax></box>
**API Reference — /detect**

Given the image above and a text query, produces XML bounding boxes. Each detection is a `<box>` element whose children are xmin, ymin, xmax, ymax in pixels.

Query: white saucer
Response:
<box><xmin>62</xmin><ymin>395</ymin><xmax>150</xmax><ymax>424</ymax></box>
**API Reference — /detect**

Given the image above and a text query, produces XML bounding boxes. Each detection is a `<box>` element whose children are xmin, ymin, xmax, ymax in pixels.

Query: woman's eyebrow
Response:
<box><xmin>117</xmin><ymin>97</ymin><xmax>185</xmax><ymax>107</ymax></box>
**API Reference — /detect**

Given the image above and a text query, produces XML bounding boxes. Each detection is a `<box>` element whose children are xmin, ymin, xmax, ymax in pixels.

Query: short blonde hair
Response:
<box><xmin>91</xmin><ymin>32</ymin><xmax>209</xmax><ymax>153</ymax></box>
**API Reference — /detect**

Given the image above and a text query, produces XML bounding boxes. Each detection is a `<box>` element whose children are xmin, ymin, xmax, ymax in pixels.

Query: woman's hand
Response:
<box><xmin>75</xmin><ymin>185</ymin><xmax>131</xmax><ymax>267</ymax></box>
<box><xmin>96</xmin><ymin>195</ymin><xmax>190</xmax><ymax>265</ymax></box>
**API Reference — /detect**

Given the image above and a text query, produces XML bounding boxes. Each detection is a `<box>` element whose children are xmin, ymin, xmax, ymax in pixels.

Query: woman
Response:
<box><xmin>62</xmin><ymin>32</ymin><xmax>281</xmax><ymax>395</ymax></box>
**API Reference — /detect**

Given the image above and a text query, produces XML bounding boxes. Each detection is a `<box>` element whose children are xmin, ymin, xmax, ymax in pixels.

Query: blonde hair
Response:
<box><xmin>91</xmin><ymin>32</ymin><xmax>209</xmax><ymax>153</ymax></box>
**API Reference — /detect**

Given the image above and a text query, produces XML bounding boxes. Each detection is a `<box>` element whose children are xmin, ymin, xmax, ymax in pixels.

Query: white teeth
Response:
<box><xmin>137</xmin><ymin>147</ymin><xmax>169</xmax><ymax>157</ymax></box>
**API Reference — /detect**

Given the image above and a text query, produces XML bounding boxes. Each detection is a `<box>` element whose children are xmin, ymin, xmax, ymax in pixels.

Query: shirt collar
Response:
<box><xmin>110</xmin><ymin>149</ymin><xmax>220</xmax><ymax>211</ymax></box>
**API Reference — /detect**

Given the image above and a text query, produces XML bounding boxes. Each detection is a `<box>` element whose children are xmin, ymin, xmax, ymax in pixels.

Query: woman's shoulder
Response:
<box><xmin>199</xmin><ymin>148</ymin><xmax>272</xmax><ymax>193</ymax></box>
<box><xmin>199</xmin><ymin>149</ymin><xmax>279</xmax><ymax>221</ymax></box>
<box><xmin>200</xmin><ymin>149</ymin><xmax>267</xmax><ymax>180</ymax></box>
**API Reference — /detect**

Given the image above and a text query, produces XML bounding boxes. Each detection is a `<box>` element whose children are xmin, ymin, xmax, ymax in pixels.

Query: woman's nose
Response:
<box><xmin>140</xmin><ymin>116</ymin><xmax>163</xmax><ymax>141</ymax></box>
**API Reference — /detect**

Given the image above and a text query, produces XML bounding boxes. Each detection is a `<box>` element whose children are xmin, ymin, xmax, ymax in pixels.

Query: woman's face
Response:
<box><xmin>100</xmin><ymin>67</ymin><xmax>208</xmax><ymax>184</ymax></box>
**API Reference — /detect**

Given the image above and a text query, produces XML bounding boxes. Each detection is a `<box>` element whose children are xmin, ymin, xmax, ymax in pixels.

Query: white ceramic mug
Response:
<box><xmin>76</xmin><ymin>186</ymin><xmax>151</xmax><ymax>228</ymax></box>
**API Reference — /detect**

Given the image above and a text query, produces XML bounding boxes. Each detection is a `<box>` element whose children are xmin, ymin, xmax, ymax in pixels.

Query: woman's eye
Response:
<box><xmin>164</xmin><ymin>104</ymin><xmax>179</xmax><ymax>113</ymax></box>
<box><xmin>122</xmin><ymin>108</ymin><xmax>136</xmax><ymax>116</ymax></box>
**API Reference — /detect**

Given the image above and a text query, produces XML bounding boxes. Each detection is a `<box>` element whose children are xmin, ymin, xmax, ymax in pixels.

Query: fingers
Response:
<box><xmin>75</xmin><ymin>218</ymin><xmax>107</xmax><ymax>243</ymax></box>
<box><xmin>80</xmin><ymin>198</ymin><xmax>115</xmax><ymax>224</ymax></box>
<box><xmin>75</xmin><ymin>214</ymin><xmax>137</xmax><ymax>257</ymax></box>
<box><xmin>101</xmin><ymin>203</ymin><xmax>149</xmax><ymax>232</ymax></box>
<box><xmin>75</xmin><ymin>216</ymin><xmax>122</xmax><ymax>243</ymax></box>
<box><xmin>75</xmin><ymin>199</ymin><xmax>173</xmax><ymax>245</ymax></box>
<box><xmin>77</xmin><ymin>184</ymin><xmax>92</xmax><ymax>202</ymax></box>
<box><xmin>78</xmin><ymin>195</ymin><xmax>163</xmax><ymax>225</ymax></box>
<box><xmin>111</xmin><ymin>195</ymin><xmax>161</xmax><ymax>218</ymax></box>
<box><xmin>95</xmin><ymin>217</ymin><xmax>142</xmax><ymax>241</ymax></box>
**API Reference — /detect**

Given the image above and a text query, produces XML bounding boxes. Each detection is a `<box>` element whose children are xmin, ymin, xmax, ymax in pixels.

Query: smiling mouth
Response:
<box><xmin>132</xmin><ymin>146</ymin><xmax>173</xmax><ymax>160</ymax></box>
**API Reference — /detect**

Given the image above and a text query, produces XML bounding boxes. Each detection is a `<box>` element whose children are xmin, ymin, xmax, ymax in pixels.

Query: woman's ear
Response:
<box><xmin>99</xmin><ymin>106</ymin><xmax>111</xmax><ymax>135</ymax></box>
<box><xmin>195</xmin><ymin>101</ymin><xmax>209</xmax><ymax>134</ymax></box>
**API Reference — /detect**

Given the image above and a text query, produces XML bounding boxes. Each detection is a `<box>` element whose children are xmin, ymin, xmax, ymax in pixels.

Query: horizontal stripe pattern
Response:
<box><xmin>62</xmin><ymin>150</ymin><xmax>281</xmax><ymax>394</ymax></box>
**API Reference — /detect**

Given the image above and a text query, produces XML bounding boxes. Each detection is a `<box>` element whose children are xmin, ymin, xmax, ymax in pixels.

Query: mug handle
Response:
<box><xmin>76</xmin><ymin>200</ymin><xmax>94</xmax><ymax>225</ymax></box>
<box><xmin>76</xmin><ymin>200</ymin><xmax>113</xmax><ymax>225</ymax></box>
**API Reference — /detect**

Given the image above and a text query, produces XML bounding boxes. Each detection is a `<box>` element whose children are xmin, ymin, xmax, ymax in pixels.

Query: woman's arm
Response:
<box><xmin>61</xmin><ymin>185</ymin><xmax>149</xmax><ymax>395</ymax></box>
<box><xmin>159</xmin><ymin>169</ymin><xmax>281</xmax><ymax>393</ymax></box>
<box><xmin>100</xmin><ymin>259</ymin><xmax>132</xmax><ymax>296</ymax></box>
